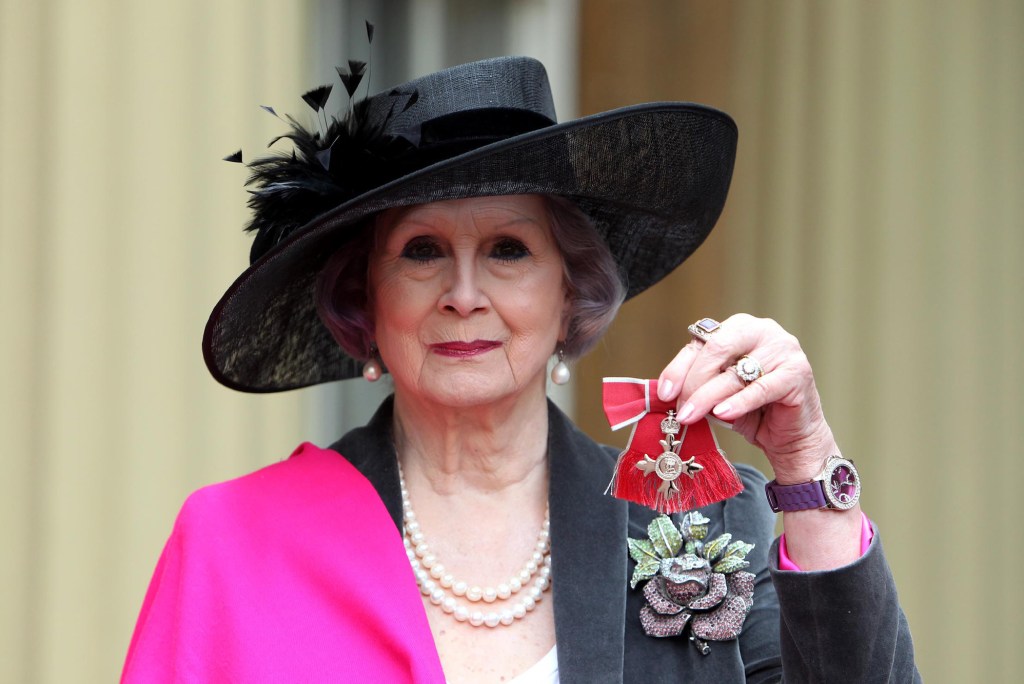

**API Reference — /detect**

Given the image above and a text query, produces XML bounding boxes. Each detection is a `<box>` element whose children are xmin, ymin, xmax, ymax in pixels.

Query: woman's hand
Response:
<box><xmin>656</xmin><ymin>314</ymin><xmax>835</xmax><ymax>485</ymax></box>
<box><xmin>658</xmin><ymin>314</ymin><xmax>863</xmax><ymax>570</ymax></box>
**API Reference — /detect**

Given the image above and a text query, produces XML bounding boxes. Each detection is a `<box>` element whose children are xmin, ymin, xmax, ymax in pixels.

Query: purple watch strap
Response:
<box><xmin>765</xmin><ymin>480</ymin><xmax>827</xmax><ymax>512</ymax></box>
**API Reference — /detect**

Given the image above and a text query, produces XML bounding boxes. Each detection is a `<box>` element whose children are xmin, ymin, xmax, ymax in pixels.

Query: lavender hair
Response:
<box><xmin>314</xmin><ymin>196</ymin><xmax>625</xmax><ymax>361</ymax></box>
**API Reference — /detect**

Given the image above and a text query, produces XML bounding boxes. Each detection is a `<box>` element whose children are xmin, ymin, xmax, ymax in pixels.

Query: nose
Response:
<box><xmin>438</xmin><ymin>256</ymin><xmax>489</xmax><ymax>316</ymax></box>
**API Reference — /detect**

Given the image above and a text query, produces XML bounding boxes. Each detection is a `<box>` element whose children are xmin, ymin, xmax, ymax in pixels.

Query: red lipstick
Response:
<box><xmin>430</xmin><ymin>340</ymin><xmax>501</xmax><ymax>357</ymax></box>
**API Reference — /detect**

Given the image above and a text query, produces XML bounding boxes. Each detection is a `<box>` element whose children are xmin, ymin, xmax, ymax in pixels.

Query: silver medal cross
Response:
<box><xmin>636</xmin><ymin>410</ymin><xmax>704</xmax><ymax>500</ymax></box>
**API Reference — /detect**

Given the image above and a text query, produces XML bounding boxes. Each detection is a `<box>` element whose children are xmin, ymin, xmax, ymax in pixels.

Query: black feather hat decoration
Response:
<box><xmin>301</xmin><ymin>84</ymin><xmax>333</xmax><ymax>112</ymax></box>
<box><xmin>337</xmin><ymin>60</ymin><xmax>366</xmax><ymax>98</ymax></box>
<box><xmin>236</xmin><ymin>22</ymin><xmax>418</xmax><ymax>264</ymax></box>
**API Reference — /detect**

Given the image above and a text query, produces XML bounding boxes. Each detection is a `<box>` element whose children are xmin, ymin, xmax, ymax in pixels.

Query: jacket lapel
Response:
<box><xmin>547</xmin><ymin>402</ymin><xmax>629</xmax><ymax>684</ymax></box>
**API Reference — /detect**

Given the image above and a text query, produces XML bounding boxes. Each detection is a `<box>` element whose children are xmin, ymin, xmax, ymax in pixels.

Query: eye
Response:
<box><xmin>400</xmin><ymin>236</ymin><xmax>443</xmax><ymax>262</ymax></box>
<box><xmin>491</xmin><ymin>238</ymin><xmax>530</xmax><ymax>264</ymax></box>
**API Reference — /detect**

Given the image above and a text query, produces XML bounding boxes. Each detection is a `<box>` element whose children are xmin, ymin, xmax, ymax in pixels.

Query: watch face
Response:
<box><xmin>824</xmin><ymin>458</ymin><xmax>860</xmax><ymax>510</ymax></box>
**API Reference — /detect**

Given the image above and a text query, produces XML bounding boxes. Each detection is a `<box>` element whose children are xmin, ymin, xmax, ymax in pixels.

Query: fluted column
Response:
<box><xmin>0</xmin><ymin>2</ymin><xmax>310</xmax><ymax>681</ymax></box>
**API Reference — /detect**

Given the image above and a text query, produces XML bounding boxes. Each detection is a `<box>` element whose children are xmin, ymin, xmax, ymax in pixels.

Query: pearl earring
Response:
<box><xmin>363</xmin><ymin>346</ymin><xmax>382</xmax><ymax>382</ymax></box>
<box><xmin>550</xmin><ymin>345</ymin><xmax>570</xmax><ymax>385</ymax></box>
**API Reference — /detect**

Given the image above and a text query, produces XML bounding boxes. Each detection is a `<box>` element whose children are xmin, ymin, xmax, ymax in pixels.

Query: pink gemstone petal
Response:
<box><xmin>644</xmin><ymin>579</ymin><xmax>684</xmax><ymax>615</ymax></box>
<box><xmin>640</xmin><ymin>605</ymin><xmax>692</xmax><ymax>638</ymax></box>
<box><xmin>727</xmin><ymin>571</ymin><xmax>756</xmax><ymax>603</ymax></box>
<box><xmin>664</xmin><ymin>568</ymin><xmax>710</xmax><ymax>605</ymax></box>
<box><xmin>688</xmin><ymin>572</ymin><xmax>727</xmax><ymax>610</ymax></box>
<box><xmin>690</xmin><ymin>595</ymin><xmax>753</xmax><ymax>641</ymax></box>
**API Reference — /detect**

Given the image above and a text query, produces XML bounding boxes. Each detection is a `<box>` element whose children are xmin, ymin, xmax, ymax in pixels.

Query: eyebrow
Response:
<box><xmin>469</xmin><ymin>211</ymin><xmax>544</xmax><ymax>230</ymax></box>
<box><xmin>493</xmin><ymin>217</ymin><xmax>542</xmax><ymax>230</ymax></box>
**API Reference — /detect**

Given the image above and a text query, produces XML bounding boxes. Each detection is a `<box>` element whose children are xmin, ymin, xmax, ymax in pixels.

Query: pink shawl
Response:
<box><xmin>122</xmin><ymin>443</ymin><xmax>446</xmax><ymax>682</ymax></box>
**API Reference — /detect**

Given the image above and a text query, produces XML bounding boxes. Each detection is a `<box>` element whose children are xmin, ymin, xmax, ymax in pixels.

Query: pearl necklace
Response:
<box><xmin>399</xmin><ymin>468</ymin><xmax>552</xmax><ymax>628</ymax></box>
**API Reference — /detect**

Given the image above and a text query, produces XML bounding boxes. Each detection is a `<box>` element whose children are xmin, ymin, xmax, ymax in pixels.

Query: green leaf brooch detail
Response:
<box><xmin>628</xmin><ymin>512</ymin><xmax>756</xmax><ymax>654</ymax></box>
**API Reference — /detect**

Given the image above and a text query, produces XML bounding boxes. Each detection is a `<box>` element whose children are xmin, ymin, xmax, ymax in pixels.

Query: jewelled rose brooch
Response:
<box><xmin>628</xmin><ymin>512</ymin><xmax>755</xmax><ymax>654</ymax></box>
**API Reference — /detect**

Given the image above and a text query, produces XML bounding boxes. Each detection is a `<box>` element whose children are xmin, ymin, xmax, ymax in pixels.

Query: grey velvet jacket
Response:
<box><xmin>332</xmin><ymin>397</ymin><xmax>920</xmax><ymax>683</ymax></box>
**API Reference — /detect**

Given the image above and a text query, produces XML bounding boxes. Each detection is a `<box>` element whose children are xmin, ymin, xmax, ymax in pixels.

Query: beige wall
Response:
<box><xmin>578</xmin><ymin>2</ymin><xmax>1024</xmax><ymax>682</ymax></box>
<box><xmin>1</xmin><ymin>2</ymin><xmax>312</xmax><ymax>681</ymax></box>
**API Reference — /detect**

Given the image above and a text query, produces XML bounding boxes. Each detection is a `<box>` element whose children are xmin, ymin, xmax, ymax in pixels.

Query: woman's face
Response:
<box><xmin>369</xmin><ymin>195</ymin><xmax>569</xmax><ymax>409</ymax></box>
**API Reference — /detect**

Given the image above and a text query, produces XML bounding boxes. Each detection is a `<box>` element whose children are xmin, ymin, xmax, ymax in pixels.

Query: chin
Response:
<box><xmin>413</xmin><ymin>368</ymin><xmax>544</xmax><ymax>410</ymax></box>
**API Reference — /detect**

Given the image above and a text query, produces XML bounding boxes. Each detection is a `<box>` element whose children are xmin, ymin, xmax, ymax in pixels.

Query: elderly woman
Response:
<box><xmin>124</xmin><ymin>57</ymin><xmax>918</xmax><ymax>682</ymax></box>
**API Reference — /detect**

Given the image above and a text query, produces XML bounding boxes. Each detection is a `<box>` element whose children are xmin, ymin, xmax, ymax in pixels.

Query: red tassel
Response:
<box><xmin>603</xmin><ymin>378</ymin><xmax>744</xmax><ymax>514</ymax></box>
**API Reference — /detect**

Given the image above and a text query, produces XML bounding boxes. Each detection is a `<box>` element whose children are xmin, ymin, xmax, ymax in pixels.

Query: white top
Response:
<box><xmin>509</xmin><ymin>645</ymin><xmax>559</xmax><ymax>684</ymax></box>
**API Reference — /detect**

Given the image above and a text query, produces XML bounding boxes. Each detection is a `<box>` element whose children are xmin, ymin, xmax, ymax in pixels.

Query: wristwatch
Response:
<box><xmin>764</xmin><ymin>455</ymin><xmax>861</xmax><ymax>512</ymax></box>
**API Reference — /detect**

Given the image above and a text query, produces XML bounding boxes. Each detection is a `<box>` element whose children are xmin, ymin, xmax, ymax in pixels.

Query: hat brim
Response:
<box><xmin>204</xmin><ymin>102</ymin><xmax>737</xmax><ymax>392</ymax></box>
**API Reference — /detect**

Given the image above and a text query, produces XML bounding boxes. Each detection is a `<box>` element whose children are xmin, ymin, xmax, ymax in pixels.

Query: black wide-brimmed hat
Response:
<box><xmin>204</xmin><ymin>56</ymin><xmax>737</xmax><ymax>393</ymax></box>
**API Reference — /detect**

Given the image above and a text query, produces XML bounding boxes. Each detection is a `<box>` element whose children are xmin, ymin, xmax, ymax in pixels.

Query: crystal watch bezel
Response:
<box><xmin>821</xmin><ymin>455</ymin><xmax>860</xmax><ymax>510</ymax></box>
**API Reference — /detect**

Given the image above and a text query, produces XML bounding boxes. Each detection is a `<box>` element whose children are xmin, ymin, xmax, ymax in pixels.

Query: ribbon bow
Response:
<box><xmin>603</xmin><ymin>378</ymin><xmax>744</xmax><ymax>513</ymax></box>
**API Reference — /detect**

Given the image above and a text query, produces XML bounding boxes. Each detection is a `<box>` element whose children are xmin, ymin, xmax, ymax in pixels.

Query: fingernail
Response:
<box><xmin>658</xmin><ymin>379</ymin><xmax>673</xmax><ymax>401</ymax></box>
<box><xmin>713</xmin><ymin>402</ymin><xmax>732</xmax><ymax>417</ymax></box>
<box><xmin>678</xmin><ymin>402</ymin><xmax>695</xmax><ymax>421</ymax></box>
